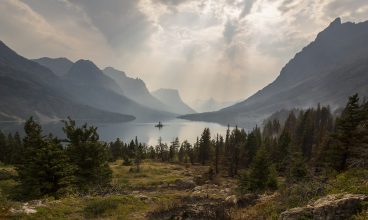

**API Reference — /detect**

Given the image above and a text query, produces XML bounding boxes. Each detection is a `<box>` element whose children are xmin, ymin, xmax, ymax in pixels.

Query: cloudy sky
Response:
<box><xmin>1</xmin><ymin>0</ymin><xmax>368</xmax><ymax>106</ymax></box>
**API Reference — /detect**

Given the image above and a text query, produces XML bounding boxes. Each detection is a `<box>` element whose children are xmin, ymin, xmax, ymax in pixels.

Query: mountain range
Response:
<box><xmin>180</xmin><ymin>18</ymin><xmax>368</xmax><ymax>128</ymax></box>
<box><xmin>152</xmin><ymin>89</ymin><xmax>196</xmax><ymax>115</ymax></box>
<box><xmin>0</xmin><ymin>41</ymin><xmax>196</xmax><ymax>123</ymax></box>
<box><xmin>0</xmin><ymin>41</ymin><xmax>134</xmax><ymax>123</ymax></box>
<box><xmin>192</xmin><ymin>98</ymin><xmax>239</xmax><ymax>113</ymax></box>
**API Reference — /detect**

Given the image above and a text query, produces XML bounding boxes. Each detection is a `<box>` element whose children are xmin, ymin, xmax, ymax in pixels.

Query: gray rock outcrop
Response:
<box><xmin>279</xmin><ymin>194</ymin><xmax>368</xmax><ymax>220</ymax></box>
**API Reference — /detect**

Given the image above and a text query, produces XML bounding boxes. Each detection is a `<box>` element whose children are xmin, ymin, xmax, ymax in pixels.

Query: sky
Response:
<box><xmin>1</xmin><ymin>0</ymin><xmax>368</xmax><ymax>106</ymax></box>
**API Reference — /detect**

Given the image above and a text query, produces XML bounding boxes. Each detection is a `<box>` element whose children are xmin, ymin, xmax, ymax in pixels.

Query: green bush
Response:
<box><xmin>328</xmin><ymin>168</ymin><xmax>368</xmax><ymax>194</ymax></box>
<box><xmin>278</xmin><ymin>179</ymin><xmax>326</xmax><ymax>208</ymax></box>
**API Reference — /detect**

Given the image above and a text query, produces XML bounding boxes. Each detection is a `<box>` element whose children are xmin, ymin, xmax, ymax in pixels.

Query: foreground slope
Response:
<box><xmin>180</xmin><ymin>18</ymin><xmax>368</xmax><ymax>127</ymax></box>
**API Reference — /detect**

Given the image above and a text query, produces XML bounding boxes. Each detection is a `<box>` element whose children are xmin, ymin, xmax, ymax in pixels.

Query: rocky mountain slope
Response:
<box><xmin>180</xmin><ymin>18</ymin><xmax>368</xmax><ymax>128</ymax></box>
<box><xmin>0</xmin><ymin>41</ymin><xmax>134</xmax><ymax>123</ymax></box>
<box><xmin>152</xmin><ymin>88</ymin><xmax>196</xmax><ymax>115</ymax></box>
<box><xmin>33</xmin><ymin>57</ymin><xmax>73</xmax><ymax>77</ymax></box>
<box><xmin>103</xmin><ymin>67</ymin><xmax>168</xmax><ymax>112</ymax></box>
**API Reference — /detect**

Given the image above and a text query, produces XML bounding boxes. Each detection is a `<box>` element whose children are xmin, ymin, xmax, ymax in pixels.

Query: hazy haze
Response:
<box><xmin>1</xmin><ymin>0</ymin><xmax>368</xmax><ymax>106</ymax></box>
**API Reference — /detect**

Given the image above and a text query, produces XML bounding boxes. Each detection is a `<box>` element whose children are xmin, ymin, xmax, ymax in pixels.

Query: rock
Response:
<box><xmin>134</xmin><ymin>194</ymin><xmax>152</xmax><ymax>204</ymax></box>
<box><xmin>237</xmin><ymin>193</ymin><xmax>259</xmax><ymax>207</ymax></box>
<box><xmin>225</xmin><ymin>195</ymin><xmax>237</xmax><ymax>206</ymax></box>
<box><xmin>175</xmin><ymin>179</ymin><xmax>196</xmax><ymax>189</ymax></box>
<box><xmin>9</xmin><ymin>200</ymin><xmax>45</xmax><ymax>215</ymax></box>
<box><xmin>279</xmin><ymin>194</ymin><xmax>368</xmax><ymax>220</ymax></box>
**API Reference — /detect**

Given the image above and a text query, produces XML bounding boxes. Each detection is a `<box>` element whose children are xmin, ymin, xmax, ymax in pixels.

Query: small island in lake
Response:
<box><xmin>154</xmin><ymin>121</ymin><xmax>163</xmax><ymax>129</ymax></box>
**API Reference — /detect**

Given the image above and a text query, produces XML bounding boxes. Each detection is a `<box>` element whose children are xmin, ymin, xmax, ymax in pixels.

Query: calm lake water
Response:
<box><xmin>0</xmin><ymin>119</ymin><xmax>235</xmax><ymax>146</ymax></box>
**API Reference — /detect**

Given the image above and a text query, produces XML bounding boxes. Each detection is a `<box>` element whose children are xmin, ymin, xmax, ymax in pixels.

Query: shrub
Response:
<box><xmin>84</xmin><ymin>198</ymin><xmax>119</xmax><ymax>218</ymax></box>
<box><xmin>328</xmin><ymin>168</ymin><xmax>368</xmax><ymax>194</ymax></box>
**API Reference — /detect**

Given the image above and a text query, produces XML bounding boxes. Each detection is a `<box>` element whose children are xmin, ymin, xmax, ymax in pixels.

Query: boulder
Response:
<box><xmin>225</xmin><ymin>195</ymin><xmax>237</xmax><ymax>206</ymax></box>
<box><xmin>279</xmin><ymin>194</ymin><xmax>368</xmax><ymax>220</ymax></box>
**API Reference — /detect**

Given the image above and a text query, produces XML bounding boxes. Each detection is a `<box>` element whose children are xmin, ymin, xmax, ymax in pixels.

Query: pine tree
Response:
<box><xmin>199</xmin><ymin>128</ymin><xmax>211</xmax><ymax>165</ymax></box>
<box><xmin>63</xmin><ymin>118</ymin><xmax>112</xmax><ymax>190</ymax></box>
<box><xmin>214</xmin><ymin>134</ymin><xmax>220</xmax><ymax>174</ymax></box>
<box><xmin>134</xmin><ymin>140</ymin><xmax>143</xmax><ymax>172</ymax></box>
<box><xmin>109</xmin><ymin>138</ymin><xmax>123</xmax><ymax>161</ymax></box>
<box><xmin>16</xmin><ymin>118</ymin><xmax>75</xmax><ymax>199</ymax></box>
<box><xmin>0</xmin><ymin>130</ymin><xmax>7</xmax><ymax>163</ymax></box>
<box><xmin>241</xmin><ymin>146</ymin><xmax>278</xmax><ymax>192</ymax></box>
<box><xmin>169</xmin><ymin>137</ymin><xmax>179</xmax><ymax>162</ymax></box>
<box><xmin>181</xmin><ymin>140</ymin><xmax>193</xmax><ymax>164</ymax></box>
<box><xmin>274</xmin><ymin>131</ymin><xmax>291</xmax><ymax>173</ymax></box>
<box><xmin>287</xmin><ymin>152</ymin><xmax>308</xmax><ymax>183</ymax></box>
<box><xmin>334</xmin><ymin>94</ymin><xmax>363</xmax><ymax>170</ymax></box>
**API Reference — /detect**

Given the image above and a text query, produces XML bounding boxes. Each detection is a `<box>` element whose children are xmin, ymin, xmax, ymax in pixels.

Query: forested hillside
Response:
<box><xmin>1</xmin><ymin>94</ymin><xmax>367</xmax><ymax>219</ymax></box>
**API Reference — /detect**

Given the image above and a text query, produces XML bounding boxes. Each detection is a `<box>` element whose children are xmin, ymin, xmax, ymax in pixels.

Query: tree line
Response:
<box><xmin>0</xmin><ymin>94</ymin><xmax>367</xmax><ymax>199</ymax></box>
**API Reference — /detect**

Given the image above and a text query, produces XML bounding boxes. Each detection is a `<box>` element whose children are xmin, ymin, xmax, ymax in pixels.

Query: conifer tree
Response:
<box><xmin>16</xmin><ymin>118</ymin><xmax>75</xmax><ymax>199</ymax></box>
<box><xmin>335</xmin><ymin>94</ymin><xmax>364</xmax><ymax>170</ymax></box>
<box><xmin>134</xmin><ymin>139</ymin><xmax>143</xmax><ymax>172</ymax></box>
<box><xmin>169</xmin><ymin>137</ymin><xmax>179</xmax><ymax>162</ymax></box>
<box><xmin>63</xmin><ymin>118</ymin><xmax>112</xmax><ymax>190</ymax></box>
<box><xmin>240</xmin><ymin>146</ymin><xmax>277</xmax><ymax>193</ymax></box>
<box><xmin>199</xmin><ymin>128</ymin><xmax>211</xmax><ymax>165</ymax></box>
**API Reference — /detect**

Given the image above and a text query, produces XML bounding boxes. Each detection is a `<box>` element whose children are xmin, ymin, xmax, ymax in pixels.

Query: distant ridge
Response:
<box><xmin>152</xmin><ymin>88</ymin><xmax>196</xmax><ymax>115</ymax></box>
<box><xmin>0</xmin><ymin>41</ymin><xmax>135</xmax><ymax>123</ymax></box>
<box><xmin>180</xmin><ymin>18</ymin><xmax>368</xmax><ymax>128</ymax></box>
<box><xmin>33</xmin><ymin>57</ymin><xmax>73</xmax><ymax>77</ymax></box>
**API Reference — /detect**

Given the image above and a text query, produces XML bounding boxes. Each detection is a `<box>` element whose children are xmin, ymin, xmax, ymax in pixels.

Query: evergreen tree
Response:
<box><xmin>134</xmin><ymin>139</ymin><xmax>143</xmax><ymax>172</ymax></box>
<box><xmin>63</xmin><ymin>118</ymin><xmax>112</xmax><ymax>190</ymax></box>
<box><xmin>181</xmin><ymin>140</ymin><xmax>193</xmax><ymax>164</ymax></box>
<box><xmin>287</xmin><ymin>152</ymin><xmax>308</xmax><ymax>183</ymax></box>
<box><xmin>0</xmin><ymin>130</ymin><xmax>8</xmax><ymax>163</ymax></box>
<box><xmin>109</xmin><ymin>138</ymin><xmax>124</xmax><ymax>161</ymax></box>
<box><xmin>335</xmin><ymin>94</ymin><xmax>364</xmax><ymax>170</ymax></box>
<box><xmin>240</xmin><ymin>146</ymin><xmax>277</xmax><ymax>192</ymax></box>
<box><xmin>16</xmin><ymin>118</ymin><xmax>75</xmax><ymax>199</ymax></box>
<box><xmin>169</xmin><ymin>137</ymin><xmax>179</xmax><ymax>162</ymax></box>
<box><xmin>199</xmin><ymin>128</ymin><xmax>211</xmax><ymax>165</ymax></box>
<box><xmin>214</xmin><ymin>134</ymin><xmax>220</xmax><ymax>174</ymax></box>
<box><xmin>274</xmin><ymin>131</ymin><xmax>291</xmax><ymax>174</ymax></box>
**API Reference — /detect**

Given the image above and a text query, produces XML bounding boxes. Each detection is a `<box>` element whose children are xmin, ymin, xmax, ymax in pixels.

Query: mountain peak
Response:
<box><xmin>153</xmin><ymin>88</ymin><xmax>196</xmax><ymax>114</ymax></box>
<box><xmin>70</xmin><ymin>59</ymin><xmax>101</xmax><ymax>74</ymax></box>
<box><xmin>75</xmin><ymin>59</ymin><xmax>95</xmax><ymax>66</ymax></box>
<box><xmin>104</xmin><ymin>67</ymin><xmax>127</xmax><ymax>77</ymax></box>
<box><xmin>33</xmin><ymin>57</ymin><xmax>74</xmax><ymax>77</ymax></box>
<box><xmin>0</xmin><ymin>40</ymin><xmax>16</xmax><ymax>57</ymax></box>
<box><xmin>329</xmin><ymin>17</ymin><xmax>342</xmax><ymax>27</ymax></box>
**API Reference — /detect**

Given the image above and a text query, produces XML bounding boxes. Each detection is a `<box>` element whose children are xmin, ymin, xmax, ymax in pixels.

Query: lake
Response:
<box><xmin>0</xmin><ymin>119</ymin><xmax>235</xmax><ymax>146</ymax></box>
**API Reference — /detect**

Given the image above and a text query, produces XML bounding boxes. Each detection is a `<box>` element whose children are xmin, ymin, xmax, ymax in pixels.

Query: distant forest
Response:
<box><xmin>0</xmin><ymin>94</ymin><xmax>367</xmax><ymax>199</ymax></box>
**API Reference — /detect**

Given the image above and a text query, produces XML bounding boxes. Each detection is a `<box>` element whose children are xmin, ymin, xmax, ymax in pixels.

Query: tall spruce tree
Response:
<box><xmin>240</xmin><ymin>146</ymin><xmax>277</xmax><ymax>193</ymax></box>
<box><xmin>199</xmin><ymin>128</ymin><xmax>211</xmax><ymax>165</ymax></box>
<box><xmin>16</xmin><ymin>118</ymin><xmax>75</xmax><ymax>199</ymax></box>
<box><xmin>63</xmin><ymin>118</ymin><xmax>112</xmax><ymax>190</ymax></box>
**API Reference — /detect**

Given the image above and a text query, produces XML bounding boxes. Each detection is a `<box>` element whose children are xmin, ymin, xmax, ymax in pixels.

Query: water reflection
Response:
<box><xmin>0</xmin><ymin>119</ymin><xmax>236</xmax><ymax>146</ymax></box>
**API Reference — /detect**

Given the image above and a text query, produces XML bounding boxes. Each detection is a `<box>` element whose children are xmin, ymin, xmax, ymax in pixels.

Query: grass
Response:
<box><xmin>327</xmin><ymin>168</ymin><xmax>368</xmax><ymax>195</ymax></box>
<box><xmin>111</xmin><ymin>160</ymin><xmax>189</xmax><ymax>189</ymax></box>
<box><xmin>0</xmin><ymin>161</ymin><xmax>191</xmax><ymax>219</ymax></box>
<box><xmin>2</xmin><ymin>160</ymin><xmax>367</xmax><ymax>219</ymax></box>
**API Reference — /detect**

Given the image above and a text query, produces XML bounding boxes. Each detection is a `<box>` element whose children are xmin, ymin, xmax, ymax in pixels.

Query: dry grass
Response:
<box><xmin>111</xmin><ymin>160</ymin><xmax>197</xmax><ymax>189</ymax></box>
